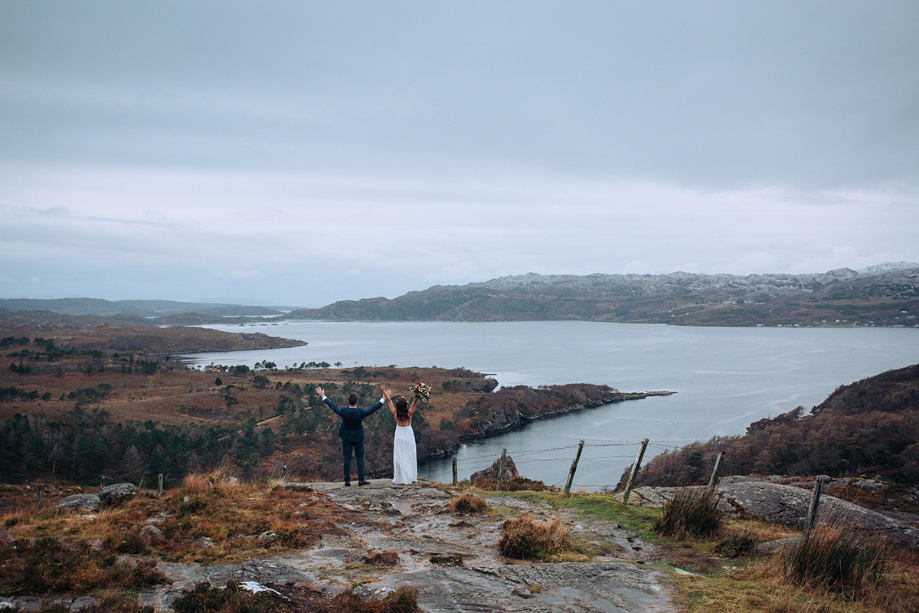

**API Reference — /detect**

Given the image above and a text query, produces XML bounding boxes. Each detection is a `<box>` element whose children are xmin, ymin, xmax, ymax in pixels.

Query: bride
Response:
<box><xmin>382</xmin><ymin>385</ymin><xmax>420</xmax><ymax>485</ymax></box>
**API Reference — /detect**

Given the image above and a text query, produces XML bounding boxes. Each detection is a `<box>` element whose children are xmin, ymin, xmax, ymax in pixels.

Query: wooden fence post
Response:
<box><xmin>564</xmin><ymin>440</ymin><xmax>585</xmax><ymax>496</ymax></box>
<box><xmin>452</xmin><ymin>457</ymin><xmax>458</xmax><ymax>486</ymax></box>
<box><xmin>37</xmin><ymin>487</ymin><xmax>43</xmax><ymax>508</ymax></box>
<box><xmin>621</xmin><ymin>438</ymin><xmax>649</xmax><ymax>504</ymax></box>
<box><xmin>805</xmin><ymin>475</ymin><xmax>830</xmax><ymax>534</ymax></box>
<box><xmin>158</xmin><ymin>473</ymin><xmax>164</xmax><ymax>496</ymax></box>
<box><xmin>707</xmin><ymin>452</ymin><xmax>725</xmax><ymax>492</ymax></box>
<box><xmin>497</xmin><ymin>449</ymin><xmax>507</xmax><ymax>491</ymax></box>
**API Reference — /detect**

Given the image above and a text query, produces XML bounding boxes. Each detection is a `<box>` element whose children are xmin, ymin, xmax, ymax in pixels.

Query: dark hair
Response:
<box><xmin>395</xmin><ymin>398</ymin><xmax>409</xmax><ymax>421</ymax></box>
<box><xmin>348</xmin><ymin>392</ymin><xmax>359</xmax><ymax>406</ymax></box>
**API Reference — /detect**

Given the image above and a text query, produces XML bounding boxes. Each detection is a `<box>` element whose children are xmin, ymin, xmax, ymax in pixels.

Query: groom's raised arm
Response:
<box><xmin>316</xmin><ymin>386</ymin><xmax>343</xmax><ymax>417</ymax></box>
<box><xmin>364</xmin><ymin>397</ymin><xmax>385</xmax><ymax>417</ymax></box>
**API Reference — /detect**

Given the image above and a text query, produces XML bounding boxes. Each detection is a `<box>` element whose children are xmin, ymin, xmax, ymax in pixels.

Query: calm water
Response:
<box><xmin>183</xmin><ymin>321</ymin><xmax>919</xmax><ymax>490</ymax></box>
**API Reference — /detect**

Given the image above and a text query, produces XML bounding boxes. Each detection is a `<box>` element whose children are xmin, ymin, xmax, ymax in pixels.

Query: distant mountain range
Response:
<box><xmin>286</xmin><ymin>263</ymin><xmax>919</xmax><ymax>327</ymax></box>
<box><xmin>0</xmin><ymin>298</ymin><xmax>284</xmax><ymax>319</ymax></box>
<box><xmin>2</xmin><ymin>263</ymin><xmax>917</xmax><ymax>327</ymax></box>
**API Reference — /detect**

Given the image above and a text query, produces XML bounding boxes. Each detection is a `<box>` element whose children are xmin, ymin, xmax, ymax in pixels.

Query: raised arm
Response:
<box><xmin>382</xmin><ymin>385</ymin><xmax>397</xmax><ymax>417</ymax></box>
<box><xmin>407</xmin><ymin>397</ymin><xmax>419</xmax><ymax>418</ymax></box>
<box><xmin>316</xmin><ymin>386</ymin><xmax>342</xmax><ymax>416</ymax></box>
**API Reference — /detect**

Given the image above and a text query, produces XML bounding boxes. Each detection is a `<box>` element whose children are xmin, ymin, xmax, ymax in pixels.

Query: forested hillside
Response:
<box><xmin>638</xmin><ymin>363</ymin><xmax>919</xmax><ymax>488</ymax></box>
<box><xmin>0</xmin><ymin>331</ymin><xmax>657</xmax><ymax>488</ymax></box>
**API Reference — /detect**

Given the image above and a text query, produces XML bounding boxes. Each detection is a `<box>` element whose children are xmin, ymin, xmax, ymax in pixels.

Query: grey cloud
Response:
<box><xmin>2</xmin><ymin>1</ymin><xmax>918</xmax><ymax>304</ymax></box>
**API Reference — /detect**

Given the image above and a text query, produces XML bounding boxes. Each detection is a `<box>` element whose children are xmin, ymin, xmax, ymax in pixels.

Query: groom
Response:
<box><xmin>316</xmin><ymin>386</ymin><xmax>384</xmax><ymax>486</ymax></box>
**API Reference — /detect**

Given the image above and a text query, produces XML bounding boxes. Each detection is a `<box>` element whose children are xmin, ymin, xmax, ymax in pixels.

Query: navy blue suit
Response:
<box><xmin>323</xmin><ymin>396</ymin><xmax>384</xmax><ymax>483</ymax></box>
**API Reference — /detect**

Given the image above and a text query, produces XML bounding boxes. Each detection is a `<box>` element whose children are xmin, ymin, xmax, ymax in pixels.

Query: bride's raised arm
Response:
<box><xmin>381</xmin><ymin>384</ymin><xmax>397</xmax><ymax>415</ymax></box>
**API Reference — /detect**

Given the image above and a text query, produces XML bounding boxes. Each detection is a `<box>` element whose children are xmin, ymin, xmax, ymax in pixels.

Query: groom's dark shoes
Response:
<box><xmin>358</xmin><ymin>480</ymin><xmax>370</xmax><ymax>486</ymax></box>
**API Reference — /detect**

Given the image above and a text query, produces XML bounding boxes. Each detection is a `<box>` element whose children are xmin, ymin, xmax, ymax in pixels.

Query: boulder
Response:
<box><xmin>99</xmin><ymin>483</ymin><xmax>137</xmax><ymax>507</ymax></box>
<box><xmin>257</xmin><ymin>532</ymin><xmax>278</xmax><ymax>545</ymax></box>
<box><xmin>56</xmin><ymin>494</ymin><xmax>101</xmax><ymax>511</ymax></box>
<box><xmin>0</xmin><ymin>527</ymin><xmax>14</xmax><ymax>546</ymax></box>
<box><xmin>753</xmin><ymin>537</ymin><xmax>801</xmax><ymax>555</ymax></box>
<box><xmin>139</xmin><ymin>525</ymin><xmax>164</xmax><ymax>544</ymax></box>
<box><xmin>471</xmin><ymin>456</ymin><xmax>519</xmax><ymax>484</ymax></box>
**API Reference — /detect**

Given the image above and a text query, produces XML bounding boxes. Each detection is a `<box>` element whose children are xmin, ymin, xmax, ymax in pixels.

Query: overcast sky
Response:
<box><xmin>2</xmin><ymin>2</ymin><xmax>918</xmax><ymax>307</ymax></box>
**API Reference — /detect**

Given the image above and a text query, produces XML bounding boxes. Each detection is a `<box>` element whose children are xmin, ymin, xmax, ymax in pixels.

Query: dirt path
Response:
<box><xmin>139</xmin><ymin>479</ymin><xmax>678</xmax><ymax>612</ymax></box>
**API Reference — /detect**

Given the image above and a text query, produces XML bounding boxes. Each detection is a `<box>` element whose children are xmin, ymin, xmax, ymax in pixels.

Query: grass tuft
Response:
<box><xmin>713</xmin><ymin>529</ymin><xmax>761</xmax><ymax>557</ymax></box>
<box><xmin>653</xmin><ymin>488</ymin><xmax>723</xmax><ymax>540</ymax></box>
<box><xmin>779</xmin><ymin>524</ymin><xmax>887</xmax><ymax>599</ymax></box>
<box><xmin>364</xmin><ymin>550</ymin><xmax>399</xmax><ymax>566</ymax></box>
<box><xmin>449</xmin><ymin>492</ymin><xmax>489</xmax><ymax>513</ymax></box>
<box><xmin>498</xmin><ymin>515</ymin><xmax>572</xmax><ymax>560</ymax></box>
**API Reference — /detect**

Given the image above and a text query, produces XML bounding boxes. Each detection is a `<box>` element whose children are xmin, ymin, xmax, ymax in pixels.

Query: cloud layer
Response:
<box><xmin>2</xmin><ymin>2</ymin><xmax>917</xmax><ymax>305</ymax></box>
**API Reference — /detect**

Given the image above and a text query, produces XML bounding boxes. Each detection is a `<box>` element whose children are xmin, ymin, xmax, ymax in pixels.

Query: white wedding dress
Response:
<box><xmin>392</xmin><ymin>424</ymin><xmax>417</xmax><ymax>484</ymax></box>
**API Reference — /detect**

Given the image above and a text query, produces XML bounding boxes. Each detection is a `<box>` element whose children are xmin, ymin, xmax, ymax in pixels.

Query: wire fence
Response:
<box><xmin>440</xmin><ymin>428</ymin><xmax>714</xmax><ymax>491</ymax></box>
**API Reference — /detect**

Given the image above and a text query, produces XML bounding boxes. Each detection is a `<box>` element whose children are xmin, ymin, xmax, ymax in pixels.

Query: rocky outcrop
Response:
<box><xmin>56</xmin><ymin>482</ymin><xmax>137</xmax><ymax>512</ymax></box>
<box><xmin>471</xmin><ymin>456</ymin><xmax>520</xmax><ymax>483</ymax></box>
<box><xmin>127</xmin><ymin>480</ymin><xmax>677</xmax><ymax>613</ymax></box>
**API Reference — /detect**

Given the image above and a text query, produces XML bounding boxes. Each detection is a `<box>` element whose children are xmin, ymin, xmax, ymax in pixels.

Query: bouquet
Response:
<box><xmin>409</xmin><ymin>382</ymin><xmax>432</xmax><ymax>401</ymax></box>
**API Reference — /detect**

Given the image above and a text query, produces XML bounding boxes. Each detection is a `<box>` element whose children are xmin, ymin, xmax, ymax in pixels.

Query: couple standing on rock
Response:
<box><xmin>315</xmin><ymin>384</ymin><xmax>421</xmax><ymax>486</ymax></box>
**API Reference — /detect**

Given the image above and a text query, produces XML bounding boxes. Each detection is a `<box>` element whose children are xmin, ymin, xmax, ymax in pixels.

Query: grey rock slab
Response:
<box><xmin>56</xmin><ymin>494</ymin><xmax>100</xmax><ymax>511</ymax></box>
<box><xmin>359</xmin><ymin>562</ymin><xmax>674</xmax><ymax>613</ymax></box>
<box><xmin>716</xmin><ymin>482</ymin><xmax>919</xmax><ymax>548</ymax></box>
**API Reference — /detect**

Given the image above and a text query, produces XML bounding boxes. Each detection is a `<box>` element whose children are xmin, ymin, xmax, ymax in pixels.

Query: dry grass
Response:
<box><xmin>449</xmin><ymin>491</ymin><xmax>489</xmax><ymax>513</ymax></box>
<box><xmin>777</xmin><ymin>525</ymin><xmax>887</xmax><ymax>599</ymax></box>
<box><xmin>493</xmin><ymin>488</ymin><xmax>919</xmax><ymax>613</ymax></box>
<box><xmin>497</xmin><ymin>515</ymin><xmax>573</xmax><ymax>560</ymax></box>
<box><xmin>1</xmin><ymin>470</ymin><xmax>354</xmax><ymax>568</ymax></box>
<box><xmin>671</xmin><ymin>526</ymin><xmax>919</xmax><ymax>613</ymax></box>
<box><xmin>0</xmin><ymin>470</ymin><xmax>396</xmax><ymax>609</ymax></box>
<box><xmin>364</xmin><ymin>550</ymin><xmax>400</xmax><ymax>566</ymax></box>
